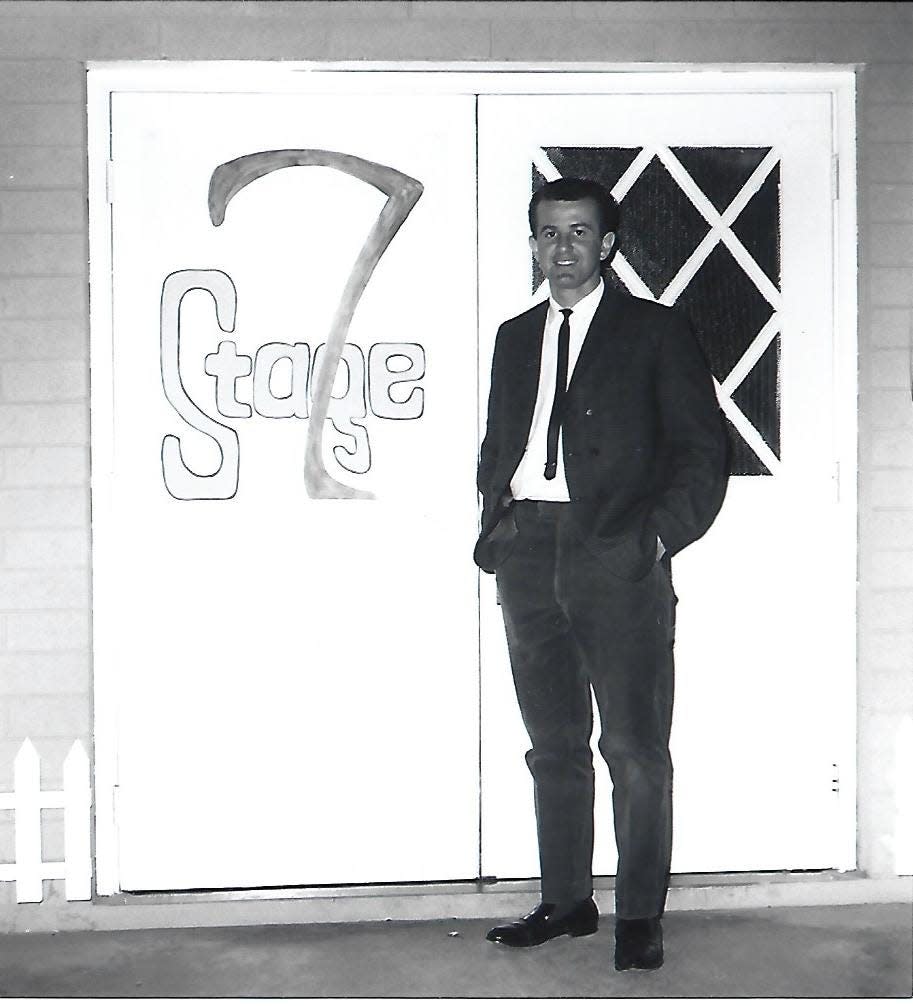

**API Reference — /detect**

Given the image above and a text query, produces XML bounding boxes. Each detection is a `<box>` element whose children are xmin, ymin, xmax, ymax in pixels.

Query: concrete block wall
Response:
<box><xmin>0</xmin><ymin>0</ymin><xmax>910</xmax><ymax>894</ymax></box>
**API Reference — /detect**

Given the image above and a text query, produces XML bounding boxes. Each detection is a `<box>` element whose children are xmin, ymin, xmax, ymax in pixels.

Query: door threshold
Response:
<box><xmin>106</xmin><ymin>869</ymin><xmax>886</xmax><ymax>906</ymax></box>
<box><xmin>3</xmin><ymin>871</ymin><xmax>908</xmax><ymax>934</ymax></box>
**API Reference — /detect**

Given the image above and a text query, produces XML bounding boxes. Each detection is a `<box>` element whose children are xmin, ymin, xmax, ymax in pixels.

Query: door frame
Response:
<box><xmin>88</xmin><ymin>63</ymin><xmax>857</xmax><ymax>897</ymax></box>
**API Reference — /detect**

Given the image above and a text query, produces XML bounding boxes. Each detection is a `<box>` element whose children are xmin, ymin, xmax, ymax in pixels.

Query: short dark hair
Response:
<box><xmin>528</xmin><ymin>177</ymin><xmax>620</xmax><ymax>239</ymax></box>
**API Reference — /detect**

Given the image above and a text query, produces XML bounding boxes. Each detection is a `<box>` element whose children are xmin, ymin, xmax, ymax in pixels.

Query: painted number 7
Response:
<box><xmin>208</xmin><ymin>150</ymin><xmax>424</xmax><ymax>500</ymax></box>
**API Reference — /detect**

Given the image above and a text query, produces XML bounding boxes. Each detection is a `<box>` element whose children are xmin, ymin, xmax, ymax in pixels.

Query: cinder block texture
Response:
<box><xmin>872</xmin><ymin>552</ymin><xmax>913</xmax><ymax>590</ymax></box>
<box><xmin>867</xmin><ymin>510</ymin><xmax>913</xmax><ymax>549</ymax></box>
<box><xmin>860</xmin><ymin>631</ymin><xmax>913</xmax><ymax>677</ymax></box>
<box><xmin>4</xmin><ymin>611</ymin><xmax>90</xmax><ymax>652</ymax></box>
<box><xmin>7</xmin><ymin>695</ymin><xmax>90</xmax><ymax>739</ymax></box>
<box><xmin>653</xmin><ymin>21</ymin><xmax>820</xmax><ymax>61</ymax></box>
<box><xmin>0</xmin><ymin>236</ymin><xmax>86</xmax><ymax>278</ymax></box>
<box><xmin>0</xmin><ymin>105</ymin><xmax>85</xmax><ymax>147</ymax></box>
<box><xmin>492</xmin><ymin>20</ymin><xmax>655</xmax><ymax>60</ymax></box>
<box><xmin>868</xmin><ymin>348</ymin><xmax>912</xmax><ymax>389</ymax></box>
<box><xmin>869</xmin><ymin>185</ymin><xmax>913</xmax><ymax>224</ymax></box>
<box><xmin>867</xmin><ymin>389</ymin><xmax>913</xmax><ymax>429</ymax></box>
<box><xmin>0</xmin><ymin>10</ymin><xmax>159</xmax><ymax>59</ymax></box>
<box><xmin>0</xmin><ymin>653</ymin><xmax>89</xmax><ymax>695</ymax></box>
<box><xmin>3</xmin><ymin>530</ymin><xmax>90</xmax><ymax>569</ymax></box>
<box><xmin>0</xmin><ymin>0</ymin><xmax>910</xmax><ymax>900</ymax></box>
<box><xmin>0</xmin><ymin>149</ymin><xmax>86</xmax><ymax>191</ymax></box>
<box><xmin>0</xmin><ymin>405</ymin><xmax>88</xmax><ymax>446</ymax></box>
<box><xmin>870</xmin><ymin>309</ymin><xmax>913</xmax><ymax>348</ymax></box>
<box><xmin>323</xmin><ymin>19</ymin><xmax>491</xmax><ymax>60</ymax></box>
<box><xmin>867</xmin><ymin>144</ymin><xmax>913</xmax><ymax>183</ymax></box>
<box><xmin>1</xmin><ymin>362</ymin><xmax>88</xmax><ymax>403</ymax></box>
<box><xmin>870</xmin><ymin>225</ymin><xmax>913</xmax><ymax>268</ymax></box>
<box><xmin>870</xmin><ymin>268</ymin><xmax>913</xmax><ymax>308</ymax></box>
<box><xmin>862</xmin><ymin>589</ymin><xmax>913</xmax><ymax>631</ymax></box>
<box><xmin>0</xmin><ymin>192</ymin><xmax>84</xmax><ymax>234</ymax></box>
<box><xmin>0</xmin><ymin>278</ymin><xmax>86</xmax><ymax>320</ymax></box>
<box><xmin>0</xmin><ymin>489</ymin><xmax>87</xmax><ymax>529</ymax></box>
<box><xmin>866</xmin><ymin>63</ymin><xmax>913</xmax><ymax>104</ymax></box>
<box><xmin>0</xmin><ymin>447</ymin><xmax>88</xmax><ymax>487</ymax></box>
<box><xmin>0</xmin><ymin>570</ymin><xmax>89</xmax><ymax>611</ymax></box>
<box><xmin>871</xmin><ymin>471</ymin><xmax>913</xmax><ymax>508</ymax></box>
<box><xmin>158</xmin><ymin>15</ymin><xmax>333</xmax><ymax>59</ymax></box>
<box><xmin>0</xmin><ymin>322</ymin><xmax>87</xmax><ymax>363</ymax></box>
<box><xmin>865</xmin><ymin>104</ymin><xmax>913</xmax><ymax>144</ymax></box>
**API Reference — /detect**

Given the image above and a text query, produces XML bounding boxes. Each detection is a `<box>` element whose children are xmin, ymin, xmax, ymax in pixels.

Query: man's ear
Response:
<box><xmin>528</xmin><ymin>234</ymin><xmax>539</xmax><ymax>262</ymax></box>
<box><xmin>600</xmin><ymin>231</ymin><xmax>616</xmax><ymax>261</ymax></box>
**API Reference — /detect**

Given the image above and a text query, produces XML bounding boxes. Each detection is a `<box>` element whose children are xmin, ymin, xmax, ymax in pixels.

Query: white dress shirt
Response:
<box><xmin>510</xmin><ymin>279</ymin><xmax>604</xmax><ymax>502</ymax></box>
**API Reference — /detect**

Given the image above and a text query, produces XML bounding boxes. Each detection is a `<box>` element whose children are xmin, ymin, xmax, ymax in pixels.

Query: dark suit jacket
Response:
<box><xmin>474</xmin><ymin>285</ymin><xmax>728</xmax><ymax>580</ymax></box>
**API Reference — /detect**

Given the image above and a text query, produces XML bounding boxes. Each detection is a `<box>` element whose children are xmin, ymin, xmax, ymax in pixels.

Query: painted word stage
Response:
<box><xmin>161</xmin><ymin>269</ymin><xmax>425</xmax><ymax>501</ymax></box>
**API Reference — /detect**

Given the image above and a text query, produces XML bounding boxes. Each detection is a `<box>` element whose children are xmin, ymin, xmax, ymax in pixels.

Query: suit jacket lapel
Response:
<box><xmin>567</xmin><ymin>284</ymin><xmax>629</xmax><ymax>399</ymax></box>
<box><xmin>509</xmin><ymin>300</ymin><xmax>549</xmax><ymax>446</ymax></box>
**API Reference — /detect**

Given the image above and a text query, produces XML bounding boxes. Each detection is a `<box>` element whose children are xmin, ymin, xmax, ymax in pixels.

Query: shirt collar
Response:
<box><xmin>548</xmin><ymin>278</ymin><xmax>604</xmax><ymax>326</ymax></box>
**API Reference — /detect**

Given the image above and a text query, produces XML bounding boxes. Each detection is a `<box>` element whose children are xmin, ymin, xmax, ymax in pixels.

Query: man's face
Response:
<box><xmin>529</xmin><ymin>198</ymin><xmax>615</xmax><ymax>306</ymax></box>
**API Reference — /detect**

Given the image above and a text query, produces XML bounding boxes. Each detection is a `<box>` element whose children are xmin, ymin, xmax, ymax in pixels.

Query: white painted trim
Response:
<box><xmin>84</xmin><ymin>62</ymin><xmax>859</xmax><ymax>96</ymax></box>
<box><xmin>87</xmin><ymin>68</ymin><xmax>119</xmax><ymax>899</ymax></box>
<box><xmin>831</xmin><ymin>74</ymin><xmax>859</xmax><ymax>873</ymax></box>
<box><xmin>87</xmin><ymin>62</ymin><xmax>860</xmax><ymax>893</ymax></box>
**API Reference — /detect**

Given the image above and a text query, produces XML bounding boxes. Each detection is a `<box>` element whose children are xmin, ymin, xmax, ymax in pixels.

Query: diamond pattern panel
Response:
<box><xmin>732</xmin><ymin>333</ymin><xmax>781</xmax><ymax>466</ymax></box>
<box><xmin>617</xmin><ymin>156</ymin><xmax>710</xmax><ymax>298</ymax></box>
<box><xmin>724</xmin><ymin>414</ymin><xmax>771</xmax><ymax>476</ymax></box>
<box><xmin>542</xmin><ymin>147</ymin><xmax>643</xmax><ymax>199</ymax></box>
<box><xmin>732</xmin><ymin>162</ymin><xmax>781</xmax><ymax>291</ymax></box>
<box><xmin>674</xmin><ymin>242</ymin><xmax>775</xmax><ymax>384</ymax></box>
<box><xmin>672</xmin><ymin>147</ymin><xmax>770</xmax><ymax>215</ymax></box>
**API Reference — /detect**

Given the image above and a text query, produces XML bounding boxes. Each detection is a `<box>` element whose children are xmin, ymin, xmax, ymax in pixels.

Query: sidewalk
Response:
<box><xmin>0</xmin><ymin>902</ymin><xmax>910</xmax><ymax>998</ymax></box>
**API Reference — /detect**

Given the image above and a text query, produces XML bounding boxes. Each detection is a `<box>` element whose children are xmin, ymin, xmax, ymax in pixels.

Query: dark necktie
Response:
<box><xmin>544</xmin><ymin>308</ymin><xmax>573</xmax><ymax>481</ymax></box>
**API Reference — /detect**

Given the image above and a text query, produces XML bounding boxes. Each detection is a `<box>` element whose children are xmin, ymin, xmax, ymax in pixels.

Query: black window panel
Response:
<box><xmin>724</xmin><ymin>415</ymin><xmax>771</xmax><ymax>476</ymax></box>
<box><xmin>614</xmin><ymin>155</ymin><xmax>709</xmax><ymax>298</ymax></box>
<box><xmin>671</xmin><ymin>147</ymin><xmax>771</xmax><ymax>215</ymax></box>
<box><xmin>731</xmin><ymin>163</ymin><xmax>781</xmax><ymax>291</ymax></box>
<box><xmin>531</xmin><ymin>164</ymin><xmax>548</xmax><ymax>291</ymax></box>
<box><xmin>541</xmin><ymin>146</ymin><xmax>643</xmax><ymax>198</ymax></box>
<box><xmin>731</xmin><ymin>333</ymin><xmax>781</xmax><ymax>462</ymax></box>
<box><xmin>674</xmin><ymin>242</ymin><xmax>775</xmax><ymax>384</ymax></box>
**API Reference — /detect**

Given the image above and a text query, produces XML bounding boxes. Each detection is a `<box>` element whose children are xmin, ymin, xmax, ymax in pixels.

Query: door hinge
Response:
<box><xmin>106</xmin><ymin>160</ymin><xmax>115</xmax><ymax>204</ymax></box>
<box><xmin>831</xmin><ymin>762</ymin><xmax>840</xmax><ymax>794</ymax></box>
<box><xmin>831</xmin><ymin>154</ymin><xmax>839</xmax><ymax>202</ymax></box>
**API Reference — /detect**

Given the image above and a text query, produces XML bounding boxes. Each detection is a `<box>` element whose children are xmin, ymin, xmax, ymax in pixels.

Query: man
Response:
<box><xmin>474</xmin><ymin>177</ymin><xmax>727</xmax><ymax>971</ymax></box>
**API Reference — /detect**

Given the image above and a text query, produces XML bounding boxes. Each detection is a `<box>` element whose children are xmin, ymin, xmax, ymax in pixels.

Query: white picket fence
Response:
<box><xmin>0</xmin><ymin>739</ymin><xmax>91</xmax><ymax>903</ymax></box>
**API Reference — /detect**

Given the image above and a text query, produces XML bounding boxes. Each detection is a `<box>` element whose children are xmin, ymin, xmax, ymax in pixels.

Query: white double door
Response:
<box><xmin>97</xmin><ymin>75</ymin><xmax>850</xmax><ymax>893</ymax></box>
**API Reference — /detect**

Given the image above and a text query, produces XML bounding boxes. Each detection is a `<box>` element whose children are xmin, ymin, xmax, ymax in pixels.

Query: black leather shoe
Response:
<box><xmin>486</xmin><ymin>898</ymin><xmax>599</xmax><ymax>948</ymax></box>
<box><xmin>614</xmin><ymin>916</ymin><xmax>663</xmax><ymax>971</ymax></box>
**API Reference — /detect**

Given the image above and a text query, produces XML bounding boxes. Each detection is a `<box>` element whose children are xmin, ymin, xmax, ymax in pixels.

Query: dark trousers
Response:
<box><xmin>495</xmin><ymin>500</ymin><xmax>677</xmax><ymax>920</ymax></box>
